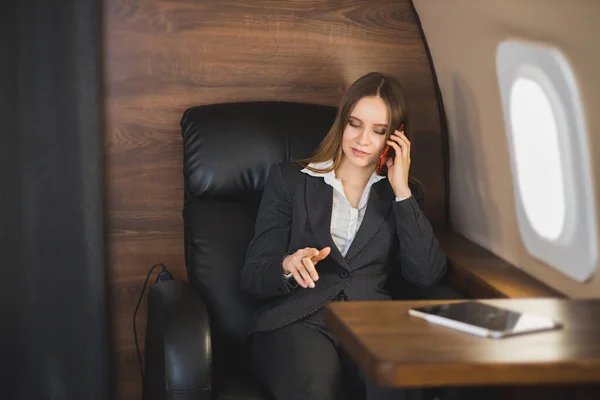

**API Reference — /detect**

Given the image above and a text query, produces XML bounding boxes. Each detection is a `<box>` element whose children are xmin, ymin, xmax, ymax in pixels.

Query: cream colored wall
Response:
<box><xmin>413</xmin><ymin>0</ymin><xmax>600</xmax><ymax>297</ymax></box>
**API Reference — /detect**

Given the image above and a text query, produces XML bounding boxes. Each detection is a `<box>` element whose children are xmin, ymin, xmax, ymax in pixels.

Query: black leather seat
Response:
<box><xmin>142</xmin><ymin>102</ymin><xmax>464</xmax><ymax>400</ymax></box>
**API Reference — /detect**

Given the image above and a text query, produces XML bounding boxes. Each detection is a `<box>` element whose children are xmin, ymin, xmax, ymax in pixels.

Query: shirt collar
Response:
<box><xmin>300</xmin><ymin>160</ymin><xmax>335</xmax><ymax>177</ymax></box>
<box><xmin>300</xmin><ymin>160</ymin><xmax>385</xmax><ymax>182</ymax></box>
<box><xmin>300</xmin><ymin>160</ymin><xmax>386</xmax><ymax>209</ymax></box>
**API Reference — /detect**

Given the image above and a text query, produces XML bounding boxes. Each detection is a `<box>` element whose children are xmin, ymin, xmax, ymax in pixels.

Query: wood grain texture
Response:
<box><xmin>104</xmin><ymin>1</ymin><xmax>445</xmax><ymax>399</ymax></box>
<box><xmin>325</xmin><ymin>299</ymin><xmax>600</xmax><ymax>388</ymax></box>
<box><xmin>434</xmin><ymin>226</ymin><xmax>562</xmax><ymax>299</ymax></box>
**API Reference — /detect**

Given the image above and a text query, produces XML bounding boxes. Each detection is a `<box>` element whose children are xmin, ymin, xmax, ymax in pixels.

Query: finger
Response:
<box><xmin>398</xmin><ymin>136</ymin><xmax>411</xmax><ymax>160</ymax></box>
<box><xmin>301</xmin><ymin>247</ymin><xmax>319</xmax><ymax>259</ymax></box>
<box><xmin>386</xmin><ymin>139</ymin><xmax>402</xmax><ymax>155</ymax></box>
<box><xmin>388</xmin><ymin>137</ymin><xmax>405</xmax><ymax>156</ymax></box>
<box><xmin>388</xmin><ymin>138</ymin><xmax>409</xmax><ymax>160</ymax></box>
<box><xmin>390</xmin><ymin>131</ymin><xmax>410</xmax><ymax>148</ymax></box>
<box><xmin>388</xmin><ymin>140</ymin><xmax>410</xmax><ymax>160</ymax></box>
<box><xmin>291</xmin><ymin>270</ymin><xmax>307</xmax><ymax>288</ymax></box>
<box><xmin>297</xmin><ymin>263</ymin><xmax>315</xmax><ymax>288</ymax></box>
<box><xmin>395</xmin><ymin>133</ymin><xmax>411</xmax><ymax>157</ymax></box>
<box><xmin>311</xmin><ymin>247</ymin><xmax>331</xmax><ymax>263</ymax></box>
<box><xmin>393</xmin><ymin>127</ymin><xmax>409</xmax><ymax>139</ymax></box>
<box><xmin>389</xmin><ymin>131</ymin><xmax>402</xmax><ymax>142</ymax></box>
<box><xmin>397</xmin><ymin>129</ymin><xmax>410</xmax><ymax>142</ymax></box>
<box><xmin>394</xmin><ymin>139</ymin><xmax>409</xmax><ymax>160</ymax></box>
<box><xmin>396</xmin><ymin>134</ymin><xmax>411</xmax><ymax>151</ymax></box>
<box><xmin>302</xmin><ymin>257</ymin><xmax>319</xmax><ymax>281</ymax></box>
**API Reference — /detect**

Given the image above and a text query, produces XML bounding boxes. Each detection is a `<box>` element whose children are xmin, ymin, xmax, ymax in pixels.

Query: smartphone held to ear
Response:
<box><xmin>376</xmin><ymin>123</ymin><xmax>404</xmax><ymax>176</ymax></box>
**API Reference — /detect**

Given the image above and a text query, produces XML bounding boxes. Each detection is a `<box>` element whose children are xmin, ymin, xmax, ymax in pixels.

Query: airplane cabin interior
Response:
<box><xmin>3</xmin><ymin>1</ymin><xmax>600</xmax><ymax>400</ymax></box>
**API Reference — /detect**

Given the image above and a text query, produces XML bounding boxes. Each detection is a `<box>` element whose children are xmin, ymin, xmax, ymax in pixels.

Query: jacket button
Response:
<box><xmin>339</xmin><ymin>270</ymin><xmax>349</xmax><ymax>279</ymax></box>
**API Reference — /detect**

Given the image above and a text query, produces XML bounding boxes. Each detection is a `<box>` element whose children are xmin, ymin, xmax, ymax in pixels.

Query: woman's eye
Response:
<box><xmin>374</xmin><ymin>130</ymin><xmax>386</xmax><ymax>135</ymax></box>
<box><xmin>349</xmin><ymin>122</ymin><xmax>360</xmax><ymax>128</ymax></box>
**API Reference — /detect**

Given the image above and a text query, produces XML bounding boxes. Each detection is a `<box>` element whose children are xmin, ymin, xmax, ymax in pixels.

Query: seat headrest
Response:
<box><xmin>181</xmin><ymin>102</ymin><xmax>337</xmax><ymax>199</ymax></box>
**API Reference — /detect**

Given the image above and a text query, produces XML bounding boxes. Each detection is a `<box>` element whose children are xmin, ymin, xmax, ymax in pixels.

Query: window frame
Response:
<box><xmin>496</xmin><ymin>40</ymin><xmax>597</xmax><ymax>282</ymax></box>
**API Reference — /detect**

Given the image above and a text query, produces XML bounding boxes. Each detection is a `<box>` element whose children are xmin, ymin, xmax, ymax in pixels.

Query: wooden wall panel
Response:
<box><xmin>104</xmin><ymin>1</ymin><xmax>444</xmax><ymax>398</ymax></box>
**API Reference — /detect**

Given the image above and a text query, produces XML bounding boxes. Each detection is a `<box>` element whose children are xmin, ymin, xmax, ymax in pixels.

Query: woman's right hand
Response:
<box><xmin>283</xmin><ymin>247</ymin><xmax>331</xmax><ymax>289</ymax></box>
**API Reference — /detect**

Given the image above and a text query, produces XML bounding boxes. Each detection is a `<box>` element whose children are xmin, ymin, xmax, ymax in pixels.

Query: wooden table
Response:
<box><xmin>324</xmin><ymin>299</ymin><xmax>600</xmax><ymax>388</ymax></box>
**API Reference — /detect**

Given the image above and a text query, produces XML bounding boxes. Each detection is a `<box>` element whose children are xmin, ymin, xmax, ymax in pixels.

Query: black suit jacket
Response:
<box><xmin>241</xmin><ymin>162</ymin><xmax>447</xmax><ymax>335</ymax></box>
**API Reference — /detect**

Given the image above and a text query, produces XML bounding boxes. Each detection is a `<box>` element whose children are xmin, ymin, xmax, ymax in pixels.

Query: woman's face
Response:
<box><xmin>341</xmin><ymin>96</ymin><xmax>389</xmax><ymax>169</ymax></box>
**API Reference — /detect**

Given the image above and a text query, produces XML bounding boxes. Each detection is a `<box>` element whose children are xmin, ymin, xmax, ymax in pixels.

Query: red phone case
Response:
<box><xmin>376</xmin><ymin>123</ymin><xmax>404</xmax><ymax>175</ymax></box>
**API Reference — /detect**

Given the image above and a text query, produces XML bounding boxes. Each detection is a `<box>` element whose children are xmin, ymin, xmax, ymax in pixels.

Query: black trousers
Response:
<box><xmin>251</xmin><ymin>322</ymin><xmax>428</xmax><ymax>400</ymax></box>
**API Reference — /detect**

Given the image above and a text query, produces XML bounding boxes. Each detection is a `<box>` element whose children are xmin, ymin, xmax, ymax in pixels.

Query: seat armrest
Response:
<box><xmin>434</xmin><ymin>226</ymin><xmax>562</xmax><ymax>299</ymax></box>
<box><xmin>143</xmin><ymin>280</ymin><xmax>212</xmax><ymax>400</ymax></box>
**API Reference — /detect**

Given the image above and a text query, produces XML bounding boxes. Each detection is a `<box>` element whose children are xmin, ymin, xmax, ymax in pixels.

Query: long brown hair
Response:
<box><xmin>297</xmin><ymin>72</ymin><xmax>410</xmax><ymax>174</ymax></box>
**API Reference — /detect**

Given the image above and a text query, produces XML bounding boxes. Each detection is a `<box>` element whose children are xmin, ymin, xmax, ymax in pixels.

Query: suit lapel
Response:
<box><xmin>344</xmin><ymin>180</ymin><xmax>394</xmax><ymax>262</ymax></box>
<box><xmin>305</xmin><ymin>176</ymin><xmax>350</xmax><ymax>270</ymax></box>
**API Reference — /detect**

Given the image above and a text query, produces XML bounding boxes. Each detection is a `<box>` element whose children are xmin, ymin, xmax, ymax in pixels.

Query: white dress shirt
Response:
<box><xmin>283</xmin><ymin>160</ymin><xmax>408</xmax><ymax>278</ymax></box>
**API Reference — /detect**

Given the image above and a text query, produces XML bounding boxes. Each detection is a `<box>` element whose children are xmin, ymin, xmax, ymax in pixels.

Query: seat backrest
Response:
<box><xmin>181</xmin><ymin>102</ymin><xmax>338</xmax><ymax>377</ymax></box>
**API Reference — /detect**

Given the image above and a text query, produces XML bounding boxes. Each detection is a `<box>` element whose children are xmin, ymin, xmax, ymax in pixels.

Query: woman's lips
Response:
<box><xmin>352</xmin><ymin>148</ymin><xmax>369</xmax><ymax>157</ymax></box>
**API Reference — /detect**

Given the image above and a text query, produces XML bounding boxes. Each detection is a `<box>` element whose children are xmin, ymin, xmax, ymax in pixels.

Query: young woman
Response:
<box><xmin>240</xmin><ymin>72</ymin><xmax>448</xmax><ymax>400</ymax></box>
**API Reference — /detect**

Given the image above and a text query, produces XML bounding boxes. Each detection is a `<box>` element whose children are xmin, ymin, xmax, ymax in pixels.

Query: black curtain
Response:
<box><xmin>0</xmin><ymin>1</ymin><xmax>109</xmax><ymax>399</ymax></box>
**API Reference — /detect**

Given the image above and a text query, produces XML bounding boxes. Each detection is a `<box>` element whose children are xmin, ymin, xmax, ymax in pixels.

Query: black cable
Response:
<box><xmin>133</xmin><ymin>263</ymin><xmax>170</xmax><ymax>382</ymax></box>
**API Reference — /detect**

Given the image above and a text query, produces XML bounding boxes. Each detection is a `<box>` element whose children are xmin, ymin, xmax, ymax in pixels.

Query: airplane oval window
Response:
<box><xmin>497</xmin><ymin>40</ymin><xmax>598</xmax><ymax>282</ymax></box>
<box><xmin>509</xmin><ymin>77</ymin><xmax>565</xmax><ymax>240</ymax></box>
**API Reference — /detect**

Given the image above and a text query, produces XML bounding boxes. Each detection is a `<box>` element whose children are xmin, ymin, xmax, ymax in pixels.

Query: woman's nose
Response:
<box><xmin>357</xmin><ymin>128</ymin><xmax>370</xmax><ymax>145</ymax></box>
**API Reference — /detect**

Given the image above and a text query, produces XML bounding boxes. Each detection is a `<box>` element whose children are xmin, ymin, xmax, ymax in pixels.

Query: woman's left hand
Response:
<box><xmin>385</xmin><ymin>129</ymin><xmax>412</xmax><ymax>198</ymax></box>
